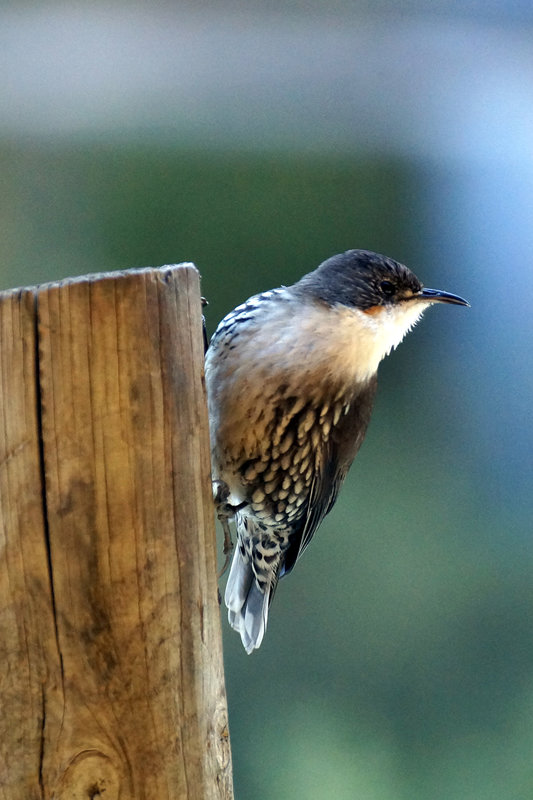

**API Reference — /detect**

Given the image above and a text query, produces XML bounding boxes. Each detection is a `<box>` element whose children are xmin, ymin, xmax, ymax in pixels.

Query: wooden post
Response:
<box><xmin>0</xmin><ymin>265</ymin><xmax>233</xmax><ymax>799</ymax></box>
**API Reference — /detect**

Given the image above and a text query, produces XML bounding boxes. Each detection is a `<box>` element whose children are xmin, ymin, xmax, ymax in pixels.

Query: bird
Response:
<box><xmin>204</xmin><ymin>249</ymin><xmax>468</xmax><ymax>653</ymax></box>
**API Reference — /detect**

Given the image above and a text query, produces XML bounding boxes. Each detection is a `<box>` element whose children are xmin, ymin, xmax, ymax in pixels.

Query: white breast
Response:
<box><xmin>238</xmin><ymin>297</ymin><xmax>427</xmax><ymax>385</ymax></box>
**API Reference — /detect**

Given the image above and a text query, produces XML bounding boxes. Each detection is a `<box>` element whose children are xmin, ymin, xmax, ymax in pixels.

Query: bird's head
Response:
<box><xmin>292</xmin><ymin>249</ymin><xmax>469</xmax><ymax>380</ymax></box>
<box><xmin>294</xmin><ymin>249</ymin><xmax>469</xmax><ymax>311</ymax></box>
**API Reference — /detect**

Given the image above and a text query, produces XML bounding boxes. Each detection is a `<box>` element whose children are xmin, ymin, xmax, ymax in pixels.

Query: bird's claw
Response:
<box><xmin>213</xmin><ymin>480</ymin><xmax>235</xmax><ymax>578</ymax></box>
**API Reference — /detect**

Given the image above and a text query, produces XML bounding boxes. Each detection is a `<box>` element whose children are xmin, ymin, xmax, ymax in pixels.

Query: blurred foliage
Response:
<box><xmin>0</xmin><ymin>141</ymin><xmax>531</xmax><ymax>799</ymax></box>
<box><xmin>0</xmin><ymin>142</ymin><xmax>409</xmax><ymax>300</ymax></box>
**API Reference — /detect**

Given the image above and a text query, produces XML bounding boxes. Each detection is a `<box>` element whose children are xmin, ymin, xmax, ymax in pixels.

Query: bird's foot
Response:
<box><xmin>213</xmin><ymin>480</ymin><xmax>236</xmax><ymax>578</ymax></box>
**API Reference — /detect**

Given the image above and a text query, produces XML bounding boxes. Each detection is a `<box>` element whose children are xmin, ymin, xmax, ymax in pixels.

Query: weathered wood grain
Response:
<box><xmin>0</xmin><ymin>265</ymin><xmax>233</xmax><ymax>799</ymax></box>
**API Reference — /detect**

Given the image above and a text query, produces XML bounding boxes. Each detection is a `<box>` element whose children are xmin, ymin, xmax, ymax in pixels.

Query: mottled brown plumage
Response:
<box><xmin>205</xmin><ymin>249</ymin><xmax>468</xmax><ymax>653</ymax></box>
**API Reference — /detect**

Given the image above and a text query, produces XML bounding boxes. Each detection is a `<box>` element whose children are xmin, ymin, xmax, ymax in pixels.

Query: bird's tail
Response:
<box><xmin>224</xmin><ymin>547</ymin><xmax>270</xmax><ymax>654</ymax></box>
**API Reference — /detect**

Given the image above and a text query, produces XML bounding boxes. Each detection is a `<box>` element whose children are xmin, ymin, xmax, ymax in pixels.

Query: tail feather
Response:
<box><xmin>225</xmin><ymin>549</ymin><xmax>270</xmax><ymax>654</ymax></box>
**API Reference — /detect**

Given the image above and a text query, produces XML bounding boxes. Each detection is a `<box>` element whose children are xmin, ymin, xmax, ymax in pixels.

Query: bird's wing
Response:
<box><xmin>280</xmin><ymin>375</ymin><xmax>377</xmax><ymax>577</ymax></box>
<box><xmin>279</xmin><ymin>443</ymin><xmax>347</xmax><ymax>577</ymax></box>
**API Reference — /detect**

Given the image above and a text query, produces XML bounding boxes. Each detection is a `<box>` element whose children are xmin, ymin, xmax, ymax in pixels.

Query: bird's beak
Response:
<box><xmin>418</xmin><ymin>287</ymin><xmax>470</xmax><ymax>307</ymax></box>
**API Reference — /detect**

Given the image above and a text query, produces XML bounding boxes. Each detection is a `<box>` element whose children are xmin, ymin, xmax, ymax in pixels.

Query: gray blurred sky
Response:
<box><xmin>2</xmin><ymin>3</ymin><xmax>533</xmax><ymax>164</ymax></box>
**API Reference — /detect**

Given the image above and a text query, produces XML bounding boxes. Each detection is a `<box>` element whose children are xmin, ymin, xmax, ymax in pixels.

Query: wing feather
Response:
<box><xmin>280</xmin><ymin>375</ymin><xmax>378</xmax><ymax>576</ymax></box>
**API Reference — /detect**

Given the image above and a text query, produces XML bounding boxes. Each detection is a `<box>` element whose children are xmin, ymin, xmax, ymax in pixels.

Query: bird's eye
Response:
<box><xmin>380</xmin><ymin>280</ymin><xmax>395</xmax><ymax>298</ymax></box>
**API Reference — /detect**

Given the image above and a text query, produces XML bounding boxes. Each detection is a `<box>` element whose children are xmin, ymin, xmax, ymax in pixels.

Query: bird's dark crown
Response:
<box><xmin>292</xmin><ymin>249</ymin><xmax>422</xmax><ymax>311</ymax></box>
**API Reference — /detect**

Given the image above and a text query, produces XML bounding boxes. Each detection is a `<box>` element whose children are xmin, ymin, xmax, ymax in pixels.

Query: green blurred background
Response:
<box><xmin>2</xmin><ymin>2</ymin><xmax>533</xmax><ymax>798</ymax></box>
